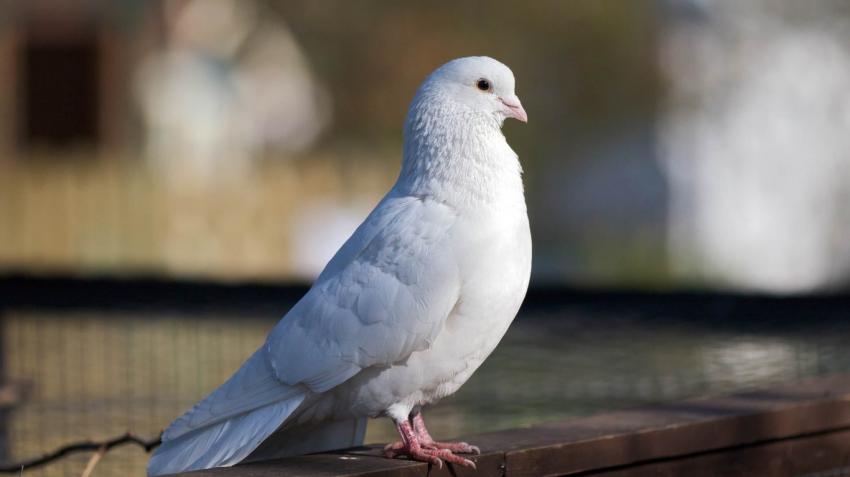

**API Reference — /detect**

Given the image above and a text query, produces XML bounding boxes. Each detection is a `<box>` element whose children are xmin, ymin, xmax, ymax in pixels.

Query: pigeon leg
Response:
<box><xmin>412</xmin><ymin>412</ymin><xmax>481</xmax><ymax>455</ymax></box>
<box><xmin>384</xmin><ymin>417</ymin><xmax>476</xmax><ymax>469</ymax></box>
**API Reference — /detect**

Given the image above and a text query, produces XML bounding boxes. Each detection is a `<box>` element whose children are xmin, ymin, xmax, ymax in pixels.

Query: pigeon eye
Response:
<box><xmin>476</xmin><ymin>79</ymin><xmax>491</xmax><ymax>92</ymax></box>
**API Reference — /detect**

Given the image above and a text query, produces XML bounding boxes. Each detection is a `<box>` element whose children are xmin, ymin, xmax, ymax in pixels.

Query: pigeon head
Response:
<box><xmin>414</xmin><ymin>56</ymin><xmax>528</xmax><ymax>126</ymax></box>
<box><xmin>399</xmin><ymin>56</ymin><xmax>526</xmax><ymax>198</ymax></box>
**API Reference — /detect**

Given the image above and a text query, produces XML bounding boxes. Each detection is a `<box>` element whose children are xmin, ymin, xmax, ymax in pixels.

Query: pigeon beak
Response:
<box><xmin>499</xmin><ymin>95</ymin><xmax>528</xmax><ymax>123</ymax></box>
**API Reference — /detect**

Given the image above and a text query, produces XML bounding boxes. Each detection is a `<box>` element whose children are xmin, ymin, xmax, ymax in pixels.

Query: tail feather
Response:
<box><xmin>147</xmin><ymin>347</ymin><xmax>368</xmax><ymax>476</ymax></box>
<box><xmin>147</xmin><ymin>347</ymin><xmax>308</xmax><ymax>476</ymax></box>
<box><xmin>162</xmin><ymin>348</ymin><xmax>298</xmax><ymax>442</ymax></box>
<box><xmin>147</xmin><ymin>395</ymin><xmax>305</xmax><ymax>476</ymax></box>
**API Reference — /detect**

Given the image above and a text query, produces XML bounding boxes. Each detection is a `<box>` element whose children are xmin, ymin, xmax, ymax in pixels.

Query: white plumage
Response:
<box><xmin>148</xmin><ymin>56</ymin><xmax>530</xmax><ymax>475</ymax></box>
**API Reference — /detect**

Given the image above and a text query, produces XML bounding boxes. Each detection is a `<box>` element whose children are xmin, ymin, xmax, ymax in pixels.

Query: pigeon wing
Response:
<box><xmin>266</xmin><ymin>194</ymin><xmax>461</xmax><ymax>392</ymax></box>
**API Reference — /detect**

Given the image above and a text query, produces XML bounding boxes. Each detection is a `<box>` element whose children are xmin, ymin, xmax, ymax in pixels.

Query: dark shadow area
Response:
<box><xmin>3</xmin><ymin>274</ymin><xmax>850</xmax><ymax>324</ymax></box>
<box><xmin>19</xmin><ymin>30</ymin><xmax>100</xmax><ymax>148</ymax></box>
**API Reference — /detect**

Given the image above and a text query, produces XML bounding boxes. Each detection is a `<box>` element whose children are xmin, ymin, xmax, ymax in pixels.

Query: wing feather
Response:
<box><xmin>267</xmin><ymin>194</ymin><xmax>460</xmax><ymax>392</ymax></box>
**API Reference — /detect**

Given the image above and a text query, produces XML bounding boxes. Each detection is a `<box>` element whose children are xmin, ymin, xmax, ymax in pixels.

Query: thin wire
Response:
<box><xmin>0</xmin><ymin>432</ymin><xmax>161</xmax><ymax>473</ymax></box>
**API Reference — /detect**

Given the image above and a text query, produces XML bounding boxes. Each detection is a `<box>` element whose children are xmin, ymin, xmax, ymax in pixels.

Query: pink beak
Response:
<box><xmin>500</xmin><ymin>95</ymin><xmax>528</xmax><ymax>123</ymax></box>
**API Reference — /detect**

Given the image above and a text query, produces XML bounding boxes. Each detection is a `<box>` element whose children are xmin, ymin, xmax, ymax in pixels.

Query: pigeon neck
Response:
<box><xmin>397</xmin><ymin>101</ymin><xmax>524</xmax><ymax>207</ymax></box>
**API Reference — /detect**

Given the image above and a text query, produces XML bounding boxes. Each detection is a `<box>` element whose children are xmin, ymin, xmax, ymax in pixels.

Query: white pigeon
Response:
<box><xmin>147</xmin><ymin>56</ymin><xmax>530</xmax><ymax>475</ymax></box>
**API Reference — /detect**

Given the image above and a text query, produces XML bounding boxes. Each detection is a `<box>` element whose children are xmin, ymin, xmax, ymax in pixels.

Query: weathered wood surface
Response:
<box><xmin>167</xmin><ymin>374</ymin><xmax>850</xmax><ymax>477</ymax></box>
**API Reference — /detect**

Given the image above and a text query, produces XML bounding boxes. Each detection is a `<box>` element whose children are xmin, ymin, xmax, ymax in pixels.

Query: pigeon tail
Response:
<box><xmin>148</xmin><ymin>348</ymin><xmax>310</xmax><ymax>476</ymax></box>
<box><xmin>147</xmin><ymin>395</ymin><xmax>305</xmax><ymax>476</ymax></box>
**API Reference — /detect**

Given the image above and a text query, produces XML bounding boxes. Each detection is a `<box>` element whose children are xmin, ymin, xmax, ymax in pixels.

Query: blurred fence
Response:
<box><xmin>2</xmin><ymin>309</ymin><xmax>272</xmax><ymax>477</ymax></box>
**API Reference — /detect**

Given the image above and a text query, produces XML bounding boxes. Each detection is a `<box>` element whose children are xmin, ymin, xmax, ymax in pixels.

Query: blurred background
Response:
<box><xmin>1</xmin><ymin>0</ymin><xmax>849</xmax><ymax>475</ymax></box>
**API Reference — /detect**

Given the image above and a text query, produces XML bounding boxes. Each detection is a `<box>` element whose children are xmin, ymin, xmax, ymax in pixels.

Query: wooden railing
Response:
<box><xmin>165</xmin><ymin>374</ymin><xmax>850</xmax><ymax>476</ymax></box>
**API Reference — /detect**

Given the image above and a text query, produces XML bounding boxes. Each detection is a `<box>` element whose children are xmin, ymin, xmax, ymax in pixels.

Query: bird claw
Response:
<box><xmin>384</xmin><ymin>441</ymin><xmax>476</xmax><ymax>469</ymax></box>
<box><xmin>387</xmin><ymin>414</ymin><xmax>478</xmax><ymax>469</ymax></box>
<box><xmin>384</xmin><ymin>441</ymin><xmax>404</xmax><ymax>454</ymax></box>
<box><xmin>423</xmin><ymin>441</ymin><xmax>480</xmax><ymax>455</ymax></box>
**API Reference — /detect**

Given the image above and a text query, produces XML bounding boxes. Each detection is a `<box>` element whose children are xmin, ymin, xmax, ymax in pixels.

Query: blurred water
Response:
<box><xmin>3</xmin><ymin>304</ymin><xmax>849</xmax><ymax>476</ymax></box>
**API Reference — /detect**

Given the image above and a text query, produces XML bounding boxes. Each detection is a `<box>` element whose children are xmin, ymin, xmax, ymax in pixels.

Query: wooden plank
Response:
<box><xmin>163</xmin><ymin>452</ymin><xmax>423</xmax><ymax>477</ymax></box>
<box><xmin>586</xmin><ymin>428</ymin><xmax>850</xmax><ymax>477</ymax></box>
<box><xmin>168</xmin><ymin>446</ymin><xmax>505</xmax><ymax>477</ymax></box>
<box><xmin>504</xmin><ymin>375</ymin><xmax>850</xmax><ymax>476</ymax></box>
<box><xmin>166</xmin><ymin>374</ymin><xmax>850</xmax><ymax>477</ymax></box>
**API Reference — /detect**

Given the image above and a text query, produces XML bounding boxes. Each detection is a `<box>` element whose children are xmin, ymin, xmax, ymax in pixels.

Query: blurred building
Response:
<box><xmin>133</xmin><ymin>0</ymin><xmax>331</xmax><ymax>178</ymax></box>
<box><xmin>0</xmin><ymin>0</ymin><xmax>377</xmax><ymax>281</ymax></box>
<box><xmin>1</xmin><ymin>0</ymin><xmax>848</xmax><ymax>291</ymax></box>
<box><xmin>659</xmin><ymin>0</ymin><xmax>850</xmax><ymax>292</ymax></box>
<box><xmin>0</xmin><ymin>1</ymin><xmax>145</xmax><ymax>152</ymax></box>
<box><xmin>0</xmin><ymin>1</ymin><xmax>329</xmax><ymax>155</ymax></box>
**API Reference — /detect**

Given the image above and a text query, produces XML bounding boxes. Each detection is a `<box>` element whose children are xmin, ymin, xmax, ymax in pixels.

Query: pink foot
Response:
<box><xmin>384</xmin><ymin>417</ymin><xmax>476</xmax><ymax>469</ymax></box>
<box><xmin>422</xmin><ymin>440</ymin><xmax>481</xmax><ymax>454</ymax></box>
<box><xmin>412</xmin><ymin>413</ymin><xmax>481</xmax><ymax>455</ymax></box>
